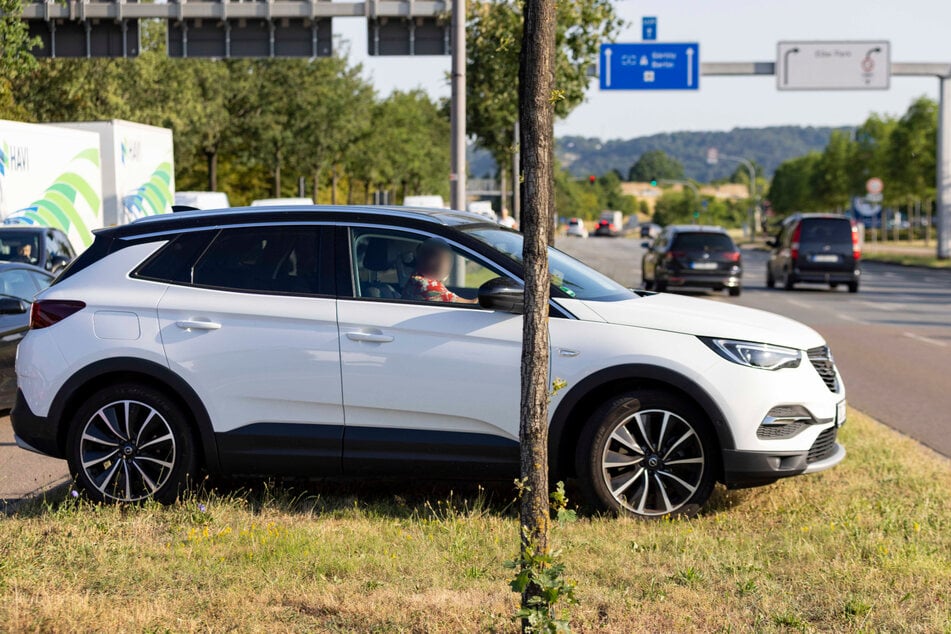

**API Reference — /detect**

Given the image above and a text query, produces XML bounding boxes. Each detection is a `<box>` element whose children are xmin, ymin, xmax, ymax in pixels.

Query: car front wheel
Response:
<box><xmin>576</xmin><ymin>390</ymin><xmax>717</xmax><ymax>518</ymax></box>
<box><xmin>67</xmin><ymin>383</ymin><xmax>198</xmax><ymax>503</ymax></box>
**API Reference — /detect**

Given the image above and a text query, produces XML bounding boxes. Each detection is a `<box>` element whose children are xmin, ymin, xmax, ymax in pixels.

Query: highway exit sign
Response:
<box><xmin>777</xmin><ymin>41</ymin><xmax>890</xmax><ymax>90</ymax></box>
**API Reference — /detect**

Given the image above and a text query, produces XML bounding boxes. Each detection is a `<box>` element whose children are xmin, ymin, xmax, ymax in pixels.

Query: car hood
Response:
<box><xmin>581</xmin><ymin>293</ymin><xmax>825</xmax><ymax>350</ymax></box>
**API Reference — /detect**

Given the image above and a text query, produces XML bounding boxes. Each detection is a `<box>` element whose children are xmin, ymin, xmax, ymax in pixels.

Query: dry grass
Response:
<box><xmin>1</xmin><ymin>408</ymin><xmax>950</xmax><ymax>633</ymax></box>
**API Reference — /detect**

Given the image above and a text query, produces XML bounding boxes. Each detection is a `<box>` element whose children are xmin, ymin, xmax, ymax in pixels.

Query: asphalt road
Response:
<box><xmin>557</xmin><ymin>235</ymin><xmax>951</xmax><ymax>458</ymax></box>
<box><xmin>0</xmin><ymin>412</ymin><xmax>70</xmax><ymax>509</ymax></box>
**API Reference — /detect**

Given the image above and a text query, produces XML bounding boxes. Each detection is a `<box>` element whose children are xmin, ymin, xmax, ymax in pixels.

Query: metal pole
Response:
<box><xmin>513</xmin><ymin>120</ymin><xmax>521</xmax><ymax>222</ymax></box>
<box><xmin>449</xmin><ymin>0</ymin><xmax>466</xmax><ymax>210</ymax></box>
<box><xmin>938</xmin><ymin>76</ymin><xmax>951</xmax><ymax>259</ymax></box>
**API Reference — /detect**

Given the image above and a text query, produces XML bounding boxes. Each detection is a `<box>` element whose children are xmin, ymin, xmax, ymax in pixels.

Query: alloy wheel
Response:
<box><xmin>78</xmin><ymin>400</ymin><xmax>177</xmax><ymax>502</ymax></box>
<box><xmin>600</xmin><ymin>408</ymin><xmax>705</xmax><ymax>516</ymax></box>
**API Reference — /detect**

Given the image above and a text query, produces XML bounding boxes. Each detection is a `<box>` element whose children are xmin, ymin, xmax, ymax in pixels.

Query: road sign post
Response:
<box><xmin>600</xmin><ymin>43</ymin><xmax>699</xmax><ymax>91</ymax></box>
<box><xmin>642</xmin><ymin>17</ymin><xmax>657</xmax><ymax>41</ymax></box>
<box><xmin>777</xmin><ymin>41</ymin><xmax>890</xmax><ymax>90</ymax></box>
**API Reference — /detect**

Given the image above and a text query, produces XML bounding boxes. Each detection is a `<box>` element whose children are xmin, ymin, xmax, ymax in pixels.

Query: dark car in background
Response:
<box><xmin>0</xmin><ymin>226</ymin><xmax>76</xmax><ymax>274</ymax></box>
<box><xmin>766</xmin><ymin>214</ymin><xmax>861</xmax><ymax>293</ymax></box>
<box><xmin>0</xmin><ymin>263</ymin><xmax>54</xmax><ymax>408</ymax></box>
<box><xmin>642</xmin><ymin>225</ymin><xmax>743</xmax><ymax>296</ymax></box>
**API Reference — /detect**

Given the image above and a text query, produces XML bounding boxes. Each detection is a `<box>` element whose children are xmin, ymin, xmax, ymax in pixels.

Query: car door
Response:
<box><xmin>335</xmin><ymin>225</ymin><xmax>522</xmax><ymax>479</ymax></box>
<box><xmin>0</xmin><ymin>267</ymin><xmax>49</xmax><ymax>405</ymax></box>
<box><xmin>154</xmin><ymin>225</ymin><xmax>345</xmax><ymax>476</ymax></box>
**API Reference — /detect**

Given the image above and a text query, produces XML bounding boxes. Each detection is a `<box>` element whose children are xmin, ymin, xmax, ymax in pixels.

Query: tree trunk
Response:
<box><xmin>517</xmin><ymin>0</ymin><xmax>556</xmax><ymax>620</ymax></box>
<box><xmin>313</xmin><ymin>170</ymin><xmax>320</xmax><ymax>204</ymax></box>
<box><xmin>332</xmin><ymin>166</ymin><xmax>338</xmax><ymax>205</ymax></box>
<box><xmin>274</xmin><ymin>150</ymin><xmax>282</xmax><ymax>197</ymax></box>
<box><xmin>206</xmin><ymin>150</ymin><xmax>218</xmax><ymax>192</ymax></box>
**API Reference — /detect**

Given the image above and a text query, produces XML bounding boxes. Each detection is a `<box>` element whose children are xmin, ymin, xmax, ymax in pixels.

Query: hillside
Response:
<box><xmin>469</xmin><ymin>126</ymin><xmax>847</xmax><ymax>182</ymax></box>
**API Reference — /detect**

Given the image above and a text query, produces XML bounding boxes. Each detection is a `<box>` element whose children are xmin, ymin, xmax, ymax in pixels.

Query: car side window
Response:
<box><xmin>26</xmin><ymin>271</ymin><xmax>52</xmax><ymax>294</ymax></box>
<box><xmin>349</xmin><ymin>228</ymin><xmax>501</xmax><ymax>305</ymax></box>
<box><xmin>192</xmin><ymin>227</ymin><xmax>326</xmax><ymax>295</ymax></box>
<box><xmin>135</xmin><ymin>231</ymin><xmax>219</xmax><ymax>284</ymax></box>
<box><xmin>0</xmin><ymin>269</ymin><xmax>42</xmax><ymax>300</ymax></box>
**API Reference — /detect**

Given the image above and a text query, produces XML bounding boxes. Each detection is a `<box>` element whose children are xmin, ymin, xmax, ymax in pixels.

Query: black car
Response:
<box><xmin>766</xmin><ymin>214</ymin><xmax>861</xmax><ymax>293</ymax></box>
<box><xmin>0</xmin><ymin>226</ymin><xmax>76</xmax><ymax>274</ymax></box>
<box><xmin>0</xmin><ymin>263</ymin><xmax>54</xmax><ymax>408</ymax></box>
<box><xmin>641</xmin><ymin>225</ymin><xmax>743</xmax><ymax>296</ymax></box>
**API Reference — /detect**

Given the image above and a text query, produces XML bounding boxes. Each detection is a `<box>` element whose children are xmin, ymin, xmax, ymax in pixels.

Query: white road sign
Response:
<box><xmin>777</xmin><ymin>41</ymin><xmax>890</xmax><ymax>90</ymax></box>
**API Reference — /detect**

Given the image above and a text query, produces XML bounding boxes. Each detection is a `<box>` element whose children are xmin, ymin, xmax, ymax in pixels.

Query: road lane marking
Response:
<box><xmin>903</xmin><ymin>332</ymin><xmax>948</xmax><ymax>348</ymax></box>
<box><xmin>784</xmin><ymin>298</ymin><xmax>812</xmax><ymax>309</ymax></box>
<box><xmin>861</xmin><ymin>301</ymin><xmax>899</xmax><ymax>312</ymax></box>
<box><xmin>836</xmin><ymin>312</ymin><xmax>868</xmax><ymax>324</ymax></box>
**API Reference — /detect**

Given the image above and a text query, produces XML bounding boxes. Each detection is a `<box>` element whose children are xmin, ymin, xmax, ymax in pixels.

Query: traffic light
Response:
<box><xmin>650</xmin><ymin>178</ymin><xmax>658</xmax><ymax>187</ymax></box>
<box><xmin>588</xmin><ymin>175</ymin><xmax>596</xmax><ymax>185</ymax></box>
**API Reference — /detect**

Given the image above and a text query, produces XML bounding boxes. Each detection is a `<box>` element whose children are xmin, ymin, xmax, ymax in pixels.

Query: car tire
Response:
<box><xmin>830</xmin><ymin>283</ymin><xmax>839</xmax><ymax>290</ymax></box>
<box><xmin>728</xmin><ymin>286</ymin><xmax>741</xmax><ymax>297</ymax></box>
<box><xmin>848</xmin><ymin>281</ymin><xmax>859</xmax><ymax>293</ymax></box>
<box><xmin>782</xmin><ymin>270</ymin><xmax>795</xmax><ymax>291</ymax></box>
<box><xmin>654</xmin><ymin>280</ymin><xmax>667</xmax><ymax>292</ymax></box>
<box><xmin>643</xmin><ymin>275</ymin><xmax>654</xmax><ymax>291</ymax></box>
<box><xmin>575</xmin><ymin>390</ymin><xmax>717</xmax><ymax>518</ymax></box>
<box><xmin>766</xmin><ymin>268</ymin><xmax>775</xmax><ymax>289</ymax></box>
<box><xmin>66</xmin><ymin>383</ymin><xmax>198</xmax><ymax>504</ymax></box>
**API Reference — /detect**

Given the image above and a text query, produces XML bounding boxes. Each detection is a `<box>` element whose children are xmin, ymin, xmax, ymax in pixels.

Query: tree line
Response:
<box><xmin>768</xmin><ymin>96</ymin><xmax>937</xmax><ymax>218</ymax></box>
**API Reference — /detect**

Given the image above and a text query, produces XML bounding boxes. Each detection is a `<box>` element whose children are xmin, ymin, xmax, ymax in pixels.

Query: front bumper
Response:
<box><xmin>10</xmin><ymin>388</ymin><xmax>62</xmax><ymax>458</ymax></box>
<box><xmin>722</xmin><ymin>425</ymin><xmax>845</xmax><ymax>488</ymax></box>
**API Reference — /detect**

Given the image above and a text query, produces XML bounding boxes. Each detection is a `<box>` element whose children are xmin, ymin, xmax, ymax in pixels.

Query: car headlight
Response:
<box><xmin>700</xmin><ymin>337</ymin><xmax>801</xmax><ymax>370</ymax></box>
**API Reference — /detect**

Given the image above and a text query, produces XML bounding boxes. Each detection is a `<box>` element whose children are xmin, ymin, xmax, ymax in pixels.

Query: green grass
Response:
<box><xmin>861</xmin><ymin>251</ymin><xmax>951</xmax><ymax>269</ymax></box>
<box><xmin>1</xmin><ymin>408</ymin><xmax>950</xmax><ymax>632</ymax></box>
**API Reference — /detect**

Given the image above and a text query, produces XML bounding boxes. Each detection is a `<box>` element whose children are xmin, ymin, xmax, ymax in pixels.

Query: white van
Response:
<box><xmin>174</xmin><ymin>191</ymin><xmax>230</xmax><ymax>210</ymax></box>
<box><xmin>402</xmin><ymin>195</ymin><xmax>446</xmax><ymax>209</ymax></box>
<box><xmin>250</xmin><ymin>197</ymin><xmax>314</xmax><ymax>206</ymax></box>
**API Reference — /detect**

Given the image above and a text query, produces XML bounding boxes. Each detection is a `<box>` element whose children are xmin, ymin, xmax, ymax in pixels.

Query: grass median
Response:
<box><xmin>1</xmin><ymin>408</ymin><xmax>949</xmax><ymax>633</ymax></box>
<box><xmin>861</xmin><ymin>251</ymin><xmax>951</xmax><ymax>269</ymax></box>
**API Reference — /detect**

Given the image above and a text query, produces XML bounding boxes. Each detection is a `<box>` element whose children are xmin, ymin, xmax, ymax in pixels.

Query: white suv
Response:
<box><xmin>12</xmin><ymin>206</ymin><xmax>846</xmax><ymax>516</ymax></box>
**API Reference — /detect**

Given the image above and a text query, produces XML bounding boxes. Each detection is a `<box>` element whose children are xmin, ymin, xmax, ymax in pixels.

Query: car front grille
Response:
<box><xmin>807</xmin><ymin>427</ymin><xmax>838</xmax><ymax>463</ymax></box>
<box><xmin>757</xmin><ymin>420</ymin><xmax>810</xmax><ymax>440</ymax></box>
<box><xmin>807</xmin><ymin>346</ymin><xmax>839</xmax><ymax>393</ymax></box>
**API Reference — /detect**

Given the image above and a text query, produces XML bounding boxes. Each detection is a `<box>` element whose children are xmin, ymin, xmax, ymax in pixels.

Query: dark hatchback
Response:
<box><xmin>0</xmin><ymin>263</ymin><xmax>54</xmax><ymax>408</ymax></box>
<box><xmin>767</xmin><ymin>214</ymin><xmax>861</xmax><ymax>292</ymax></box>
<box><xmin>0</xmin><ymin>226</ymin><xmax>76</xmax><ymax>274</ymax></box>
<box><xmin>641</xmin><ymin>226</ymin><xmax>743</xmax><ymax>296</ymax></box>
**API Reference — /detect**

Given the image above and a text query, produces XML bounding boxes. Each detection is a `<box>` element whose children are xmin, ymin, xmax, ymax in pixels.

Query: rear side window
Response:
<box><xmin>192</xmin><ymin>227</ymin><xmax>326</xmax><ymax>295</ymax></box>
<box><xmin>671</xmin><ymin>232</ymin><xmax>736</xmax><ymax>252</ymax></box>
<box><xmin>799</xmin><ymin>219</ymin><xmax>852</xmax><ymax>244</ymax></box>
<box><xmin>136</xmin><ymin>231</ymin><xmax>217</xmax><ymax>284</ymax></box>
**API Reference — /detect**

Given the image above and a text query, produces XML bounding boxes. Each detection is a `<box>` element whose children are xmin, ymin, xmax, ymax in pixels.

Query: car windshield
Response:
<box><xmin>464</xmin><ymin>228</ymin><xmax>635</xmax><ymax>301</ymax></box>
<box><xmin>0</xmin><ymin>231</ymin><xmax>40</xmax><ymax>265</ymax></box>
<box><xmin>671</xmin><ymin>232</ymin><xmax>735</xmax><ymax>252</ymax></box>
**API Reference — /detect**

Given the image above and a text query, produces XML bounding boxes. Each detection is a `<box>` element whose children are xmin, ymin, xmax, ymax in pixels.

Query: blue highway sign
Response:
<box><xmin>600</xmin><ymin>42</ymin><xmax>700</xmax><ymax>91</ymax></box>
<box><xmin>642</xmin><ymin>17</ymin><xmax>657</xmax><ymax>41</ymax></box>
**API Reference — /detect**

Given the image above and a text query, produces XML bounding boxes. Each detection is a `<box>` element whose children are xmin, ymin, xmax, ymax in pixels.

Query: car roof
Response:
<box><xmin>668</xmin><ymin>225</ymin><xmax>730</xmax><ymax>233</ymax></box>
<box><xmin>0</xmin><ymin>225</ymin><xmax>54</xmax><ymax>234</ymax></box>
<box><xmin>785</xmin><ymin>213</ymin><xmax>852</xmax><ymax>223</ymax></box>
<box><xmin>119</xmin><ymin>205</ymin><xmax>493</xmax><ymax>235</ymax></box>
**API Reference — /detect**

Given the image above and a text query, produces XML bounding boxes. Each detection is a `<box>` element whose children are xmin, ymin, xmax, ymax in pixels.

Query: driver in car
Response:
<box><xmin>402</xmin><ymin>238</ymin><xmax>478</xmax><ymax>304</ymax></box>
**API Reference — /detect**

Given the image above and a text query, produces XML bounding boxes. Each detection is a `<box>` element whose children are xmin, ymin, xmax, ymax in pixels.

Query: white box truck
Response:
<box><xmin>0</xmin><ymin>120</ymin><xmax>104</xmax><ymax>251</ymax></box>
<box><xmin>55</xmin><ymin>120</ymin><xmax>175</xmax><ymax>227</ymax></box>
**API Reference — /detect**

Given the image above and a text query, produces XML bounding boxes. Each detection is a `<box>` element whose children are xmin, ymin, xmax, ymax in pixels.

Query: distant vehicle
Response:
<box><xmin>467</xmin><ymin>201</ymin><xmax>498</xmax><ymax>222</ymax></box>
<box><xmin>174</xmin><ymin>191</ymin><xmax>230</xmax><ymax>211</ymax></box>
<box><xmin>642</xmin><ymin>225</ymin><xmax>743</xmax><ymax>297</ymax></box>
<box><xmin>250</xmin><ymin>198</ymin><xmax>313</xmax><ymax>206</ymax></box>
<box><xmin>0</xmin><ymin>263</ymin><xmax>53</xmax><ymax>408</ymax></box>
<box><xmin>639</xmin><ymin>223</ymin><xmax>662</xmax><ymax>239</ymax></box>
<box><xmin>767</xmin><ymin>214</ymin><xmax>861</xmax><ymax>293</ymax></box>
<box><xmin>12</xmin><ymin>205</ymin><xmax>846</xmax><ymax>516</ymax></box>
<box><xmin>566</xmin><ymin>218</ymin><xmax>588</xmax><ymax>238</ymax></box>
<box><xmin>0</xmin><ymin>227</ymin><xmax>76</xmax><ymax>274</ymax></box>
<box><xmin>594</xmin><ymin>211</ymin><xmax>623</xmax><ymax>237</ymax></box>
<box><xmin>403</xmin><ymin>195</ymin><xmax>447</xmax><ymax>209</ymax></box>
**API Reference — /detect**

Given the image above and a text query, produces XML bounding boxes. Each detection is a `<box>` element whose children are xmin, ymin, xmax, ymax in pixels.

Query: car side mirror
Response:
<box><xmin>766</xmin><ymin>238</ymin><xmax>778</xmax><ymax>248</ymax></box>
<box><xmin>478</xmin><ymin>277</ymin><xmax>524</xmax><ymax>314</ymax></box>
<box><xmin>640</xmin><ymin>241</ymin><xmax>651</xmax><ymax>249</ymax></box>
<box><xmin>0</xmin><ymin>297</ymin><xmax>28</xmax><ymax>315</ymax></box>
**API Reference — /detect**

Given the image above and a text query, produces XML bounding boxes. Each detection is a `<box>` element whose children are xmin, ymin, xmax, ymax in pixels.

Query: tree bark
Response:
<box><xmin>274</xmin><ymin>150</ymin><xmax>282</xmax><ymax>197</ymax></box>
<box><xmin>517</xmin><ymin>0</ymin><xmax>556</xmax><ymax>618</ymax></box>
<box><xmin>205</xmin><ymin>150</ymin><xmax>218</xmax><ymax>192</ymax></box>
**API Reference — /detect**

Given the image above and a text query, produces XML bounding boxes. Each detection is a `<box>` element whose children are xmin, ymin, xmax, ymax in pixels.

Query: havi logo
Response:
<box><xmin>0</xmin><ymin>140</ymin><xmax>29</xmax><ymax>173</ymax></box>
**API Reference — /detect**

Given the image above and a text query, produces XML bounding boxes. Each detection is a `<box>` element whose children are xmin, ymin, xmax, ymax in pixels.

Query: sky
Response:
<box><xmin>332</xmin><ymin>0</ymin><xmax>951</xmax><ymax>140</ymax></box>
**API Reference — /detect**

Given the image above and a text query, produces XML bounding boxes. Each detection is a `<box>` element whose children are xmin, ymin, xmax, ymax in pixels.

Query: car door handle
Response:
<box><xmin>176</xmin><ymin>320</ymin><xmax>222</xmax><ymax>331</ymax></box>
<box><xmin>346</xmin><ymin>331</ymin><xmax>394</xmax><ymax>343</ymax></box>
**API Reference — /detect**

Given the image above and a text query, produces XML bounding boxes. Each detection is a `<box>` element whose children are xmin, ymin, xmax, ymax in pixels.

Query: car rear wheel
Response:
<box><xmin>654</xmin><ymin>280</ymin><xmax>667</xmax><ymax>292</ymax></box>
<box><xmin>782</xmin><ymin>270</ymin><xmax>795</xmax><ymax>290</ymax></box>
<box><xmin>848</xmin><ymin>281</ymin><xmax>859</xmax><ymax>293</ymax></box>
<box><xmin>766</xmin><ymin>268</ymin><xmax>775</xmax><ymax>289</ymax></box>
<box><xmin>67</xmin><ymin>383</ymin><xmax>198</xmax><ymax>504</ymax></box>
<box><xmin>728</xmin><ymin>286</ymin><xmax>741</xmax><ymax>297</ymax></box>
<box><xmin>575</xmin><ymin>390</ymin><xmax>717</xmax><ymax>518</ymax></box>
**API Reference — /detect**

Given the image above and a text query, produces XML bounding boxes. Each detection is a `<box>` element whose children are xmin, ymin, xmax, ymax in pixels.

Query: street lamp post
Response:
<box><xmin>709</xmin><ymin>152</ymin><xmax>757</xmax><ymax>240</ymax></box>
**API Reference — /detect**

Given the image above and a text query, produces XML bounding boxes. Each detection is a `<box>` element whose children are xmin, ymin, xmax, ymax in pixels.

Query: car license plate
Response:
<box><xmin>812</xmin><ymin>254</ymin><xmax>839</xmax><ymax>263</ymax></box>
<box><xmin>691</xmin><ymin>262</ymin><xmax>717</xmax><ymax>270</ymax></box>
<box><xmin>836</xmin><ymin>400</ymin><xmax>847</xmax><ymax>428</ymax></box>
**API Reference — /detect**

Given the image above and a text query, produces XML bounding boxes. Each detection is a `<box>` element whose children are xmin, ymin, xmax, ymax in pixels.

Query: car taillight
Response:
<box><xmin>790</xmin><ymin>222</ymin><xmax>802</xmax><ymax>260</ymax></box>
<box><xmin>666</xmin><ymin>251</ymin><xmax>686</xmax><ymax>260</ymax></box>
<box><xmin>851</xmin><ymin>221</ymin><xmax>861</xmax><ymax>260</ymax></box>
<box><xmin>724</xmin><ymin>251</ymin><xmax>741</xmax><ymax>262</ymax></box>
<box><xmin>30</xmin><ymin>300</ymin><xmax>85</xmax><ymax>329</ymax></box>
